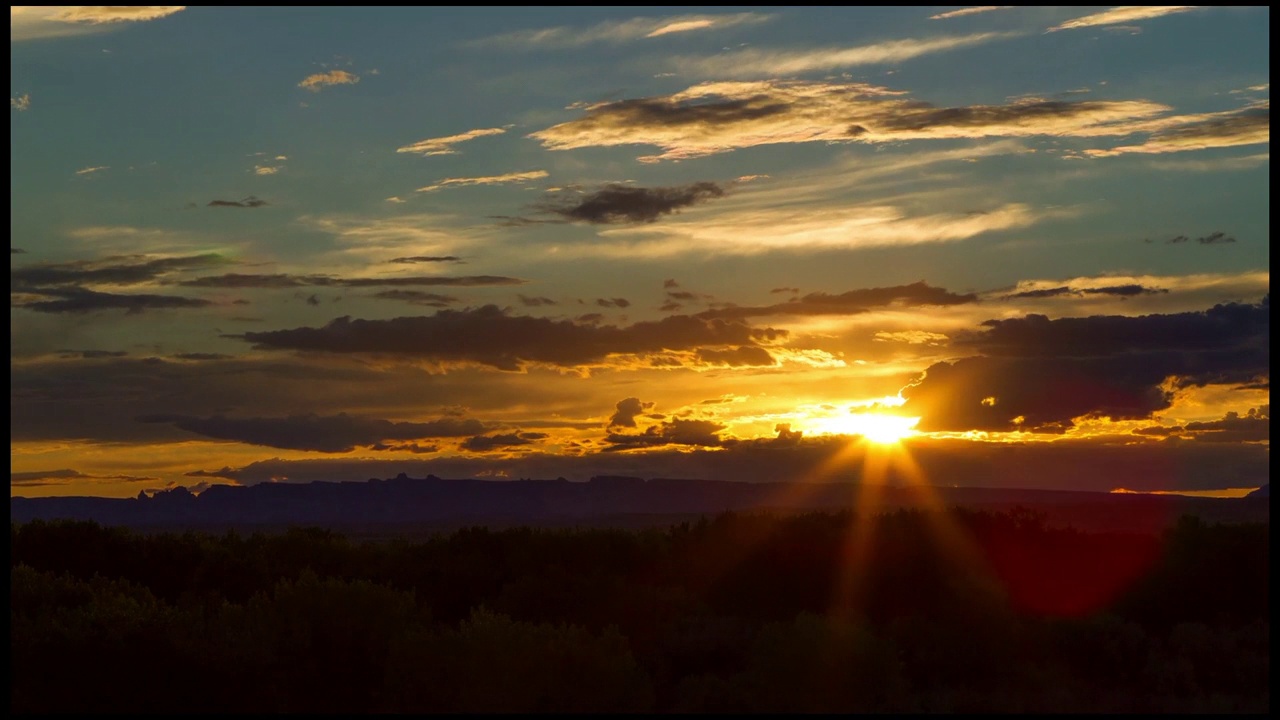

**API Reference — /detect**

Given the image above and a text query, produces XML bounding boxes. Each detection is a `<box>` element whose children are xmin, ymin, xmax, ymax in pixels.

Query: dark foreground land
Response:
<box><xmin>11</xmin><ymin>508</ymin><xmax>1269</xmax><ymax>713</ymax></box>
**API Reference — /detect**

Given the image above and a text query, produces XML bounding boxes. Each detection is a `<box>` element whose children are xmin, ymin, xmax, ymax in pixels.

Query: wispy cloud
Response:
<box><xmin>1085</xmin><ymin>106</ymin><xmax>1268</xmax><ymax>156</ymax></box>
<box><xmin>929</xmin><ymin>6</ymin><xmax>1014</xmax><ymax>20</ymax></box>
<box><xmin>396</xmin><ymin>127</ymin><xmax>506</xmax><ymax>156</ymax></box>
<box><xmin>1147</xmin><ymin>152</ymin><xmax>1268</xmax><ymax>172</ymax></box>
<box><xmin>11</xmin><ymin>6</ymin><xmax>186</xmax><ymax>41</ymax></box>
<box><xmin>75</xmin><ymin>165</ymin><xmax>109</xmax><ymax>176</ymax></box>
<box><xmin>468</xmin><ymin>12</ymin><xmax>773</xmax><ymax>49</ymax></box>
<box><xmin>591</xmin><ymin>202</ymin><xmax>1057</xmax><ymax>257</ymax></box>
<box><xmin>50</xmin><ymin>6</ymin><xmax>186</xmax><ymax>24</ymax></box>
<box><xmin>11</xmin><ymin>94</ymin><xmax>31</xmax><ymax>111</ymax></box>
<box><xmin>1048</xmin><ymin>6</ymin><xmax>1199</xmax><ymax>33</ymax></box>
<box><xmin>416</xmin><ymin>170</ymin><xmax>548</xmax><ymax>193</ymax></box>
<box><xmin>530</xmin><ymin>79</ymin><xmax>1173</xmax><ymax>162</ymax></box>
<box><xmin>674</xmin><ymin>32</ymin><xmax>1017</xmax><ymax>78</ymax></box>
<box><xmin>298</xmin><ymin>69</ymin><xmax>360</xmax><ymax>92</ymax></box>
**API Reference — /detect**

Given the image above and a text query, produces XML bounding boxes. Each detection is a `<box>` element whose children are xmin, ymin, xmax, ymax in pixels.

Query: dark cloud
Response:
<box><xmin>136</xmin><ymin>412</ymin><xmax>487</xmax><ymax>453</ymax></box>
<box><xmin>172</xmin><ymin>353</ymin><xmax>233</xmax><ymax>361</ymax></box>
<box><xmin>239</xmin><ymin>304</ymin><xmax>784</xmax><ymax>371</ymax></box>
<box><xmin>12</xmin><ymin>253</ymin><xmax>226</xmax><ymax>288</ymax></box>
<box><xmin>1003</xmin><ymin>284</ymin><xmax>1168</xmax><ymax>300</ymax></box>
<box><xmin>11</xmin><ymin>247</ymin><xmax>27</xmax><ymax>254</ymax></box>
<box><xmin>185</xmin><ymin>432</ymin><xmax>1270</xmax><ymax>494</ymax></box>
<box><xmin>389</xmin><ymin>255</ymin><xmax>462</xmax><ymax>264</ymax></box>
<box><xmin>535</xmin><ymin>182</ymin><xmax>726</xmax><ymax>224</ymax></box>
<box><xmin>370</xmin><ymin>442</ymin><xmax>440</xmax><ymax>454</ymax></box>
<box><xmin>1196</xmin><ymin>231</ymin><xmax>1236</xmax><ymax>245</ymax></box>
<box><xmin>1134</xmin><ymin>406</ymin><xmax>1269</xmax><ymax>444</ymax></box>
<box><xmin>698</xmin><ymin>281</ymin><xmax>977</xmax><ymax>320</ymax></box>
<box><xmin>596</xmin><ymin>297</ymin><xmax>631</xmax><ymax>308</ymax></box>
<box><xmin>372</xmin><ymin>290</ymin><xmax>458</xmax><ymax>307</ymax></box>
<box><xmin>57</xmin><ymin>349</ymin><xmax>129</xmax><ymax>359</ymax></box>
<box><xmin>663</xmin><ymin>279</ymin><xmax>679</xmax><ymax>289</ymax></box>
<box><xmin>11</xmin><ymin>468</ymin><xmax>158</xmax><ymax>487</ymax></box>
<box><xmin>966</xmin><ymin>298</ymin><xmax>1268</xmax><ymax>360</ymax></box>
<box><xmin>179</xmin><ymin>273</ymin><xmax>523</xmax><ymax>288</ymax></box>
<box><xmin>608</xmin><ymin>397</ymin><xmax>654</xmax><ymax>429</ymax></box>
<box><xmin>460</xmin><ymin>432</ymin><xmax>546</xmax><ymax>452</ymax></box>
<box><xmin>605</xmin><ymin>418</ymin><xmax>728</xmax><ymax>450</ymax></box>
<box><xmin>901</xmin><ymin>298</ymin><xmax>1270</xmax><ymax>432</ymax></box>
<box><xmin>696</xmin><ymin>346</ymin><xmax>776</xmax><ymax>367</ymax></box>
<box><xmin>208</xmin><ymin>196</ymin><xmax>267</xmax><ymax>208</ymax></box>
<box><xmin>305</xmin><ymin>294</ymin><xmax>321</xmax><ymax>306</ymax></box>
<box><xmin>14</xmin><ymin>286</ymin><xmax>213</xmax><ymax>314</ymax></box>
<box><xmin>518</xmin><ymin>295</ymin><xmax>557</xmax><ymax>307</ymax></box>
<box><xmin>770</xmin><ymin>287</ymin><xmax>799</xmax><ymax>294</ymax></box>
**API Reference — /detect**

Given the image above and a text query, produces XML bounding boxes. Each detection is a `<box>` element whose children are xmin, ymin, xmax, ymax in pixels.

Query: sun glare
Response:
<box><xmin>808</xmin><ymin>412</ymin><xmax>921</xmax><ymax>445</ymax></box>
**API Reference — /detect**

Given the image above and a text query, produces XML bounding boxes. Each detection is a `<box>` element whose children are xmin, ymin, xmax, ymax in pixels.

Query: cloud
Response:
<box><xmin>12</xmin><ymin>248</ymin><xmax>28</xmax><ymax>254</ymax></box>
<box><xmin>137</xmin><ymin>412</ymin><xmax>487</xmax><ymax>453</ymax></box>
<box><xmin>596</xmin><ymin>298</ymin><xmax>631</xmax><ymax>308</ymax></box>
<box><xmin>468</xmin><ymin>12</ymin><xmax>773</xmax><ymax>49</ymax></box>
<box><xmin>396</xmin><ymin>127</ymin><xmax>506</xmax><ymax>156</ymax></box>
<box><xmin>1002</xmin><ymin>284</ymin><xmax>1168</xmax><ymax>299</ymax></box>
<box><xmin>1133</xmin><ymin>406</ymin><xmax>1269</xmax><ymax>443</ymax></box>
<box><xmin>371</xmin><ymin>290</ymin><xmax>458</xmax><ymax>307</ymax></box>
<box><xmin>11</xmin><ymin>6</ymin><xmax>185</xmax><ymax>41</ymax></box>
<box><xmin>674</xmin><ymin>32</ymin><xmax>1017</xmax><ymax>79</ymax></box>
<box><xmin>179</xmin><ymin>273</ymin><xmax>523</xmax><ymax>288</ymax></box>
<box><xmin>298</xmin><ymin>70</ymin><xmax>360</xmax><ymax>92</ymax></box>
<box><xmin>608</xmin><ymin>397</ymin><xmax>655</xmax><ymax>428</ymax></box>
<box><xmin>11</xmin><ymin>94</ymin><xmax>31</xmax><ymax>111</ymax></box>
<box><xmin>1085</xmin><ymin>106</ymin><xmax>1268</xmax><ymax>156</ymax></box>
<box><xmin>172</xmin><ymin>353</ymin><xmax>232</xmax><ymax>361</ymax></box>
<box><xmin>12</xmin><ymin>253</ymin><xmax>227</xmax><ymax>288</ymax></box>
<box><xmin>533</xmin><ymin>182</ymin><xmax>726</xmax><ymax>224</ymax></box>
<box><xmin>874</xmin><ymin>330</ymin><xmax>950</xmax><ymax>345</ymax></box>
<box><xmin>75</xmin><ymin>166</ymin><xmax>109</xmax><ymax>175</ymax></box>
<box><xmin>389</xmin><ymin>255</ymin><xmax>462</xmax><ymax>264</ymax></box>
<box><xmin>1147</xmin><ymin>153</ymin><xmax>1269</xmax><ymax>172</ymax></box>
<box><xmin>900</xmin><ymin>297</ymin><xmax>1270</xmax><ymax>432</ymax></box>
<box><xmin>588</xmin><ymin>203</ymin><xmax>1053</xmax><ymax>257</ymax></box>
<box><xmin>1048</xmin><ymin>6</ymin><xmax>1199</xmax><ymax>33</ymax></box>
<box><xmin>518</xmin><ymin>295</ymin><xmax>557</xmax><ymax>307</ymax></box>
<box><xmin>254</xmin><ymin>165</ymin><xmax>282</xmax><ymax>176</ymax></box>
<box><xmin>239</xmin><ymin>304</ymin><xmax>784</xmax><ymax>371</ymax></box>
<box><xmin>696</xmin><ymin>281</ymin><xmax>979</xmax><ymax>320</ymax></box>
<box><xmin>529</xmin><ymin>79</ymin><xmax>1173</xmax><ymax>162</ymax></box>
<box><xmin>208</xmin><ymin>196</ymin><xmax>268</xmax><ymax>208</ymax></box>
<box><xmin>11</xmin><ymin>468</ymin><xmax>159</xmax><ymax>487</ymax></box>
<box><xmin>695</xmin><ymin>346</ymin><xmax>777</xmax><ymax>367</ymax></box>
<box><xmin>370</xmin><ymin>442</ymin><xmax>439</xmax><ymax>454</ymax></box>
<box><xmin>460</xmin><ymin>432</ymin><xmax>545</xmax><ymax>452</ymax></box>
<box><xmin>51</xmin><ymin>6</ymin><xmax>186</xmax><ymax>24</ymax></box>
<box><xmin>416</xmin><ymin>170</ymin><xmax>548</xmax><ymax>193</ymax></box>
<box><xmin>57</xmin><ymin>349</ymin><xmax>129</xmax><ymax>359</ymax></box>
<box><xmin>605</xmin><ymin>418</ymin><xmax>728</xmax><ymax>449</ymax></box>
<box><xmin>13</xmin><ymin>286</ymin><xmax>214</xmax><ymax>314</ymax></box>
<box><xmin>930</xmin><ymin>6</ymin><xmax>1014</xmax><ymax>20</ymax></box>
<box><xmin>183</xmin><ymin>431</ymin><xmax>1269</xmax><ymax>494</ymax></box>
<box><xmin>1196</xmin><ymin>231</ymin><xmax>1236</xmax><ymax>245</ymax></box>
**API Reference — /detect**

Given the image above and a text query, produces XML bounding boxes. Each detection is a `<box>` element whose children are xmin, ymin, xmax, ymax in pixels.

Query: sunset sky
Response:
<box><xmin>10</xmin><ymin>7</ymin><xmax>1269</xmax><ymax>498</ymax></box>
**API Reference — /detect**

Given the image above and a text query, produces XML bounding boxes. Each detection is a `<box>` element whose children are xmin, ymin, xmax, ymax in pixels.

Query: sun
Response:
<box><xmin>808</xmin><ymin>412</ymin><xmax>921</xmax><ymax>445</ymax></box>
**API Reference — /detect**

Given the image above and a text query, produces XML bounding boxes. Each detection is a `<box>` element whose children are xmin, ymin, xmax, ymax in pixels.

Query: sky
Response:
<box><xmin>10</xmin><ymin>6</ymin><xmax>1269</xmax><ymax>499</ymax></box>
